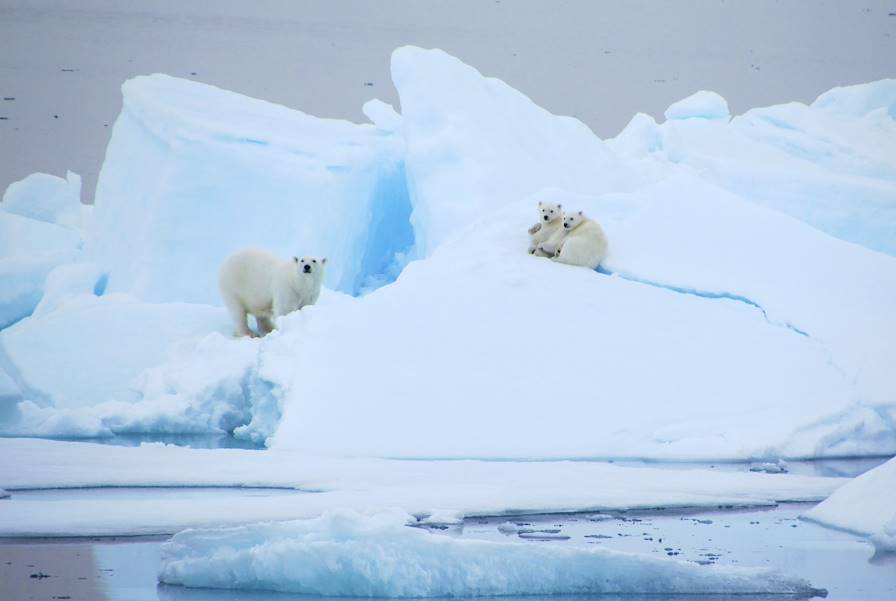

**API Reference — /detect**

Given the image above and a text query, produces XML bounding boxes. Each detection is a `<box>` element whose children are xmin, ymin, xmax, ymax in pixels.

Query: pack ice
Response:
<box><xmin>1</xmin><ymin>47</ymin><xmax>895</xmax><ymax>461</ymax></box>
<box><xmin>158</xmin><ymin>509</ymin><xmax>821</xmax><ymax>597</ymax></box>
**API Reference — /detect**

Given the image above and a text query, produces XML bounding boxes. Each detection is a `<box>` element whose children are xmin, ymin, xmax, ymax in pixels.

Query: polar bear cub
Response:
<box><xmin>539</xmin><ymin>210</ymin><xmax>608</xmax><ymax>269</ymax></box>
<box><xmin>527</xmin><ymin>201</ymin><xmax>564</xmax><ymax>257</ymax></box>
<box><xmin>219</xmin><ymin>249</ymin><xmax>326</xmax><ymax>337</ymax></box>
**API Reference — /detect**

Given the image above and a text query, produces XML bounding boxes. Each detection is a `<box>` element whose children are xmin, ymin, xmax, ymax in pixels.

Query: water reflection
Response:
<box><xmin>43</xmin><ymin>433</ymin><xmax>265</xmax><ymax>450</ymax></box>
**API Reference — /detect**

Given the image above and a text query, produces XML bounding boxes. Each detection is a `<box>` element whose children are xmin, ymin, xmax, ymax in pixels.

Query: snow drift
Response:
<box><xmin>158</xmin><ymin>509</ymin><xmax>822</xmax><ymax>597</ymax></box>
<box><xmin>1</xmin><ymin>47</ymin><xmax>895</xmax><ymax>460</ymax></box>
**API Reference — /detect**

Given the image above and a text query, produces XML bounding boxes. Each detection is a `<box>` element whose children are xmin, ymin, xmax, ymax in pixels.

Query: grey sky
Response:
<box><xmin>2</xmin><ymin>0</ymin><xmax>895</xmax><ymax>201</ymax></box>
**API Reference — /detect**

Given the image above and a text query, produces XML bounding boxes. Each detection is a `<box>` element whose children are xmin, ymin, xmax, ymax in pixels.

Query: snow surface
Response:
<box><xmin>158</xmin><ymin>509</ymin><xmax>820</xmax><ymax>597</ymax></box>
<box><xmin>803</xmin><ymin>456</ymin><xmax>896</xmax><ymax>552</ymax></box>
<box><xmin>1</xmin><ymin>47</ymin><xmax>895</xmax><ymax>462</ymax></box>
<box><xmin>0</xmin><ymin>438</ymin><xmax>845</xmax><ymax>537</ymax></box>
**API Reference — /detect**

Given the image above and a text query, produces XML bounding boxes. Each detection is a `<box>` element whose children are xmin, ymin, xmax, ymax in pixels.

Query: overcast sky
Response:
<box><xmin>2</xmin><ymin>0</ymin><xmax>895</xmax><ymax>200</ymax></box>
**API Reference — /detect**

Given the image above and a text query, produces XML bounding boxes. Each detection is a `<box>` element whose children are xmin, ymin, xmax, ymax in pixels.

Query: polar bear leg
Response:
<box><xmin>256</xmin><ymin>315</ymin><xmax>274</xmax><ymax>336</ymax></box>
<box><xmin>223</xmin><ymin>296</ymin><xmax>252</xmax><ymax>337</ymax></box>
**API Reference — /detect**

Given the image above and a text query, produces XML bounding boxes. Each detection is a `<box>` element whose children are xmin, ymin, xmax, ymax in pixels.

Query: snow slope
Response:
<box><xmin>0</xmin><ymin>438</ymin><xmax>844</xmax><ymax>537</ymax></box>
<box><xmin>803</xmin><ymin>456</ymin><xmax>896</xmax><ymax>552</ymax></box>
<box><xmin>1</xmin><ymin>46</ymin><xmax>894</xmax><ymax>461</ymax></box>
<box><xmin>158</xmin><ymin>509</ymin><xmax>820</xmax><ymax>597</ymax></box>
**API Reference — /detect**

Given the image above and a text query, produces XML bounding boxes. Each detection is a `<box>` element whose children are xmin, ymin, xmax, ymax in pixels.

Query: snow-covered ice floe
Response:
<box><xmin>803</xmin><ymin>456</ymin><xmax>896</xmax><ymax>553</ymax></box>
<box><xmin>1</xmin><ymin>46</ymin><xmax>895</xmax><ymax>461</ymax></box>
<box><xmin>0</xmin><ymin>438</ymin><xmax>845</xmax><ymax>537</ymax></box>
<box><xmin>157</xmin><ymin>509</ymin><xmax>823</xmax><ymax>597</ymax></box>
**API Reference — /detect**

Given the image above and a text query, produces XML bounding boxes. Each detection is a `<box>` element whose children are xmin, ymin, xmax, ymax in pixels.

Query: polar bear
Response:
<box><xmin>219</xmin><ymin>249</ymin><xmax>326</xmax><ymax>337</ymax></box>
<box><xmin>527</xmin><ymin>201</ymin><xmax>564</xmax><ymax>257</ymax></box>
<box><xmin>538</xmin><ymin>210</ymin><xmax>608</xmax><ymax>269</ymax></box>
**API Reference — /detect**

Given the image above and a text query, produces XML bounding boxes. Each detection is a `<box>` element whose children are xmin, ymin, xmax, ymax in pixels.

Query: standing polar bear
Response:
<box><xmin>219</xmin><ymin>249</ymin><xmax>326</xmax><ymax>337</ymax></box>
<box><xmin>527</xmin><ymin>201</ymin><xmax>565</xmax><ymax>257</ymax></box>
<box><xmin>538</xmin><ymin>210</ymin><xmax>608</xmax><ymax>269</ymax></box>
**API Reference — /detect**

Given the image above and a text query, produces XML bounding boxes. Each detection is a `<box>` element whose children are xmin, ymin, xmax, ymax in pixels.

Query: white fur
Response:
<box><xmin>218</xmin><ymin>249</ymin><xmax>326</xmax><ymax>337</ymax></box>
<box><xmin>538</xmin><ymin>210</ymin><xmax>608</xmax><ymax>269</ymax></box>
<box><xmin>527</xmin><ymin>201</ymin><xmax>564</xmax><ymax>257</ymax></box>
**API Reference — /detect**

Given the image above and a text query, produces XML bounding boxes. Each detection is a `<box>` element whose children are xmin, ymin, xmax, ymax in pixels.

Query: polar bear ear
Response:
<box><xmin>577</xmin><ymin>210</ymin><xmax>583</xmax><ymax>215</ymax></box>
<box><xmin>293</xmin><ymin>256</ymin><xmax>298</xmax><ymax>263</ymax></box>
<box><xmin>557</xmin><ymin>203</ymin><xmax>562</xmax><ymax>208</ymax></box>
<box><xmin>538</xmin><ymin>201</ymin><xmax>542</xmax><ymax>206</ymax></box>
<box><xmin>321</xmin><ymin>257</ymin><xmax>327</xmax><ymax>265</ymax></box>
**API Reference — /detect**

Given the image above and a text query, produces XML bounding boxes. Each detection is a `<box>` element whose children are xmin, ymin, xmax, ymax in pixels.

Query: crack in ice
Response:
<box><xmin>596</xmin><ymin>266</ymin><xmax>810</xmax><ymax>337</ymax></box>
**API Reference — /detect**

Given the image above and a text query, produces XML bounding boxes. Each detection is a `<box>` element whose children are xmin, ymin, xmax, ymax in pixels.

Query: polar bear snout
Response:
<box><xmin>303</xmin><ymin>264</ymin><xmax>312</xmax><ymax>273</ymax></box>
<box><xmin>543</xmin><ymin>215</ymin><xmax>549</xmax><ymax>221</ymax></box>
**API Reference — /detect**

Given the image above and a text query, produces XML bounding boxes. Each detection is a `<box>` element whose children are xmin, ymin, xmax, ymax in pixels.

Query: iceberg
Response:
<box><xmin>1</xmin><ymin>46</ymin><xmax>894</xmax><ymax>461</ymax></box>
<box><xmin>158</xmin><ymin>509</ymin><xmax>822</xmax><ymax>597</ymax></box>
<box><xmin>803</xmin><ymin>456</ymin><xmax>896</xmax><ymax>553</ymax></box>
<box><xmin>664</xmin><ymin>90</ymin><xmax>730</xmax><ymax>120</ymax></box>
<box><xmin>88</xmin><ymin>73</ymin><xmax>412</xmax><ymax>304</ymax></box>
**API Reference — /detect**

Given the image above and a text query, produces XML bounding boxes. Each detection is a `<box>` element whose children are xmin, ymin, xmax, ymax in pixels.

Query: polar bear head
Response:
<box><xmin>293</xmin><ymin>256</ymin><xmax>327</xmax><ymax>277</ymax></box>
<box><xmin>537</xmin><ymin>201</ymin><xmax>562</xmax><ymax>224</ymax></box>
<box><xmin>562</xmin><ymin>210</ymin><xmax>587</xmax><ymax>230</ymax></box>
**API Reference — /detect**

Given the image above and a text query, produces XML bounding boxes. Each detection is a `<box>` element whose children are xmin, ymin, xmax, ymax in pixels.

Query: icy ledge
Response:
<box><xmin>159</xmin><ymin>509</ymin><xmax>824</xmax><ymax>598</ymax></box>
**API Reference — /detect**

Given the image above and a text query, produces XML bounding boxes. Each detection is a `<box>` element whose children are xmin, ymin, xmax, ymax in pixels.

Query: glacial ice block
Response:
<box><xmin>158</xmin><ymin>509</ymin><xmax>822</xmax><ymax>597</ymax></box>
<box><xmin>89</xmin><ymin>74</ymin><xmax>413</xmax><ymax>303</ymax></box>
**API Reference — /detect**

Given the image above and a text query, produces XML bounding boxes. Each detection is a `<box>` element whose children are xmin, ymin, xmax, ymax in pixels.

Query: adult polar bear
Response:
<box><xmin>219</xmin><ymin>249</ymin><xmax>326</xmax><ymax>337</ymax></box>
<box><xmin>539</xmin><ymin>210</ymin><xmax>608</xmax><ymax>269</ymax></box>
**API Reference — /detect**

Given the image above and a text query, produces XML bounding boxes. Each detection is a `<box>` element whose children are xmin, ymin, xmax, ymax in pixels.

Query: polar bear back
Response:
<box><xmin>555</xmin><ymin>219</ymin><xmax>608</xmax><ymax>269</ymax></box>
<box><xmin>219</xmin><ymin>249</ymin><xmax>284</xmax><ymax>316</ymax></box>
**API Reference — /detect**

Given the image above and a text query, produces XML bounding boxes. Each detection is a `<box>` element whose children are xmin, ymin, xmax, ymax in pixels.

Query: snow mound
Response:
<box><xmin>803</xmin><ymin>456</ymin><xmax>896</xmax><ymax>552</ymax></box>
<box><xmin>2</xmin><ymin>171</ymin><xmax>86</xmax><ymax>229</ymax></box>
<box><xmin>159</xmin><ymin>509</ymin><xmax>821</xmax><ymax>597</ymax></box>
<box><xmin>664</xmin><ymin>90</ymin><xmax>731</xmax><ymax>120</ymax></box>
<box><xmin>1</xmin><ymin>171</ymin><xmax>90</xmax><ymax>329</ymax></box>
<box><xmin>812</xmin><ymin>78</ymin><xmax>896</xmax><ymax>118</ymax></box>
